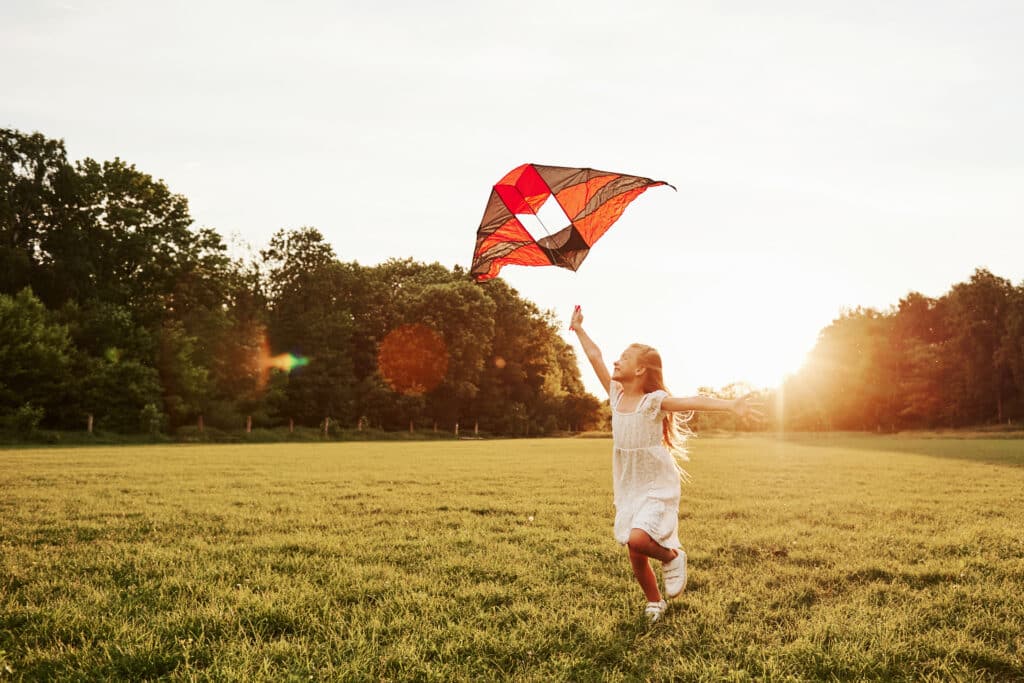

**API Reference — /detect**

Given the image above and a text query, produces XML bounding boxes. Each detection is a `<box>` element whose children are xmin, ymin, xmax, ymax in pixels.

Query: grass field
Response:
<box><xmin>2</xmin><ymin>435</ymin><xmax>1023</xmax><ymax>681</ymax></box>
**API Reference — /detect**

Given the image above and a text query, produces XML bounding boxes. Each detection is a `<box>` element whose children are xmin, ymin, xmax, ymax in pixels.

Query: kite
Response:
<box><xmin>470</xmin><ymin>163</ymin><xmax>674</xmax><ymax>281</ymax></box>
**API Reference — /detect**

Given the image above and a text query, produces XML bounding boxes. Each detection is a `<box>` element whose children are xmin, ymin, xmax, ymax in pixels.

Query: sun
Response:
<box><xmin>641</xmin><ymin>276</ymin><xmax>830</xmax><ymax>394</ymax></box>
<box><xmin>669</xmin><ymin>288</ymin><xmax>829</xmax><ymax>392</ymax></box>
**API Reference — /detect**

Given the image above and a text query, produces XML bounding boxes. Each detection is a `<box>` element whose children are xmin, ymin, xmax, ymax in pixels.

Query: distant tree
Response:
<box><xmin>796</xmin><ymin>308</ymin><xmax>889</xmax><ymax>430</ymax></box>
<box><xmin>156</xmin><ymin>319</ymin><xmax>210</xmax><ymax>428</ymax></box>
<box><xmin>891</xmin><ymin>293</ymin><xmax>946</xmax><ymax>428</ymax></box>
<box><xmin>262</xmin><ymin>229</ymin><xmax>356</xmax><ymax>425</ymax></box>
<box><xmin>70</xmin><ymin>157</ymin><xmax>203</xmax><ymax>323</ymax></box>
<box><xmin>78</xmin><ymin>355</ymin><xmax>163</xmax><ymax>432</ymax></box>
<box><xmin>943</xmin><ymin>268</ymin><xmax>1016</xmax><ymax>424</ymax></box>
<box><xmin>561</xmin><ymin>393</ymin><xmax>604</xmax><ymax>432</ymax></box>
<box><xmin>60</xmin><ymin>299</ymin><xmax>154</xmax><ymax>361</ymax></box>
<box><xmin>259</xmin><ymin>227</ymin><xmax>336</xmax><ymax>303</ymax></box>
<box><xmin>997</xmin><ymin>284</ymin><xmax>1024</xmax><ymax>419</ymax></box>
<box><xmin>334</xmin><ymin>261</ymin><xmax>389</xmax><ymax>384</ymax></box>
<box><xmin>400</xmin><ymin>279</ymin><xmax>496</xmax><ymax>429</ymax></box>
<box><xmin>474</xmin><ymin>279</ymin><xmax>549</xmax><ymax>433</ymax></box>
<box><xmin>0</xmin><ymin>288</ymin><xmax>72</xmax><ymax>424</ymax></box>
<box><xmin>49</xmin><ymin>299</ymin><xmax>163</xmax><ymax>430</ymax></box>
<box><xmin>0</xmin><ymin>129</ymin><xmax>78</xmax><ymax>298</ymax></box>
<box><xmin>896</xmin><ymin>337</ymin><xmax>946</xmax><ymax>427</ymax></box>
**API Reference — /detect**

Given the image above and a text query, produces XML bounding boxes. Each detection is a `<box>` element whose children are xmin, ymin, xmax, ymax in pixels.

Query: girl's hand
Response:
<box><xmin>732</xmin><ymin>393</ymin><xmax>765</xmax><ymax>423</ymax></box>
<box><xmin>569</xmin><ymin>305</ymin><xmax>583</xmax><ymax>331</ymax></box>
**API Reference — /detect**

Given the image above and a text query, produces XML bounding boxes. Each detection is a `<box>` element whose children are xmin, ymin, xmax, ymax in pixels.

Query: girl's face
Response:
<box><xmin>612</xmin><ymin>347</ymin><xmax>643</xmax><ymax>382</ymax></box>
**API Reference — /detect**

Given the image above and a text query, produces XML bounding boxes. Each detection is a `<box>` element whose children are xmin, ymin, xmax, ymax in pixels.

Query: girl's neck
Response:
<box><xmin>619</xmin><ymin>378</ymin><xmax>645</xmax><ymax>397</ymax></box>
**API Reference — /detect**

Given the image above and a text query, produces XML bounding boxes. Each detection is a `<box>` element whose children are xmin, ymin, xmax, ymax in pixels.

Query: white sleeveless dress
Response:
<box><xmin>609</xmin><ymin>382</ymin><xmax>682</xmax><ymax>550</ymax></box>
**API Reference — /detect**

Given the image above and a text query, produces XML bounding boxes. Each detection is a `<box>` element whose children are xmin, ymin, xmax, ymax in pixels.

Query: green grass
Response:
<box><xmin>2</xmin><ymin>436</ymin><xmax>1023</xmax><ymax>681</ymax></box>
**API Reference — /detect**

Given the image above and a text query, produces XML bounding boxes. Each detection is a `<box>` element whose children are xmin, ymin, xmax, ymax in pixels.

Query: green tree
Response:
<box><xmin>561</xmin><ymin>393</ymin><xmax>604</xmax><ymax>432</ymax></box>
<box><xmin>157</xmin><ymin>320</ymin><xmax>210</xmax><ymax>428</ymax></box>
<box><xmin>260</xmin><ymin>227</ymin><xmax>336</xmax><ymax>303</ymax></box>
<box><xmin>0</xmin><ymin>288</ymin><xmax>72</xmax><ymax>423</ymax></box>
<box><xmin>0</xmin><ymin>129</ymin><xmax>78</xmax><ymax>299</ymax></box>
<box><xmin>474</xmin><ymin>279</ymin><xmax>542</xmax><ymax>432</ymax></box>
<box><xmin>262</xmin><ymin>229</ymin><xmax>356</xmax><ymax>425</ymax></box>
<box><xmin>997</xmin><ymin>284</ymin><xmax>1024</xmax><ymax>420</ymax></box>
<box><xmin>46</xmin><ymin>302</ymin><xmax>161</xmax><ymax>431</ymax></box>
<box><xmin>79</xmin><ymin>355</ymin><xmax>163</xmax><ymax>432</ymax></box>
<box><xmin>72</xmin><ymin>157</ymin><xmax>199</xmax><ymax>323</ymax></box>
<box><xmin>399</xmin><ymin>279</ymin><xmax>496</xmax><ymax>429</ymax></box>
<box><xmin>896</xmin><ymin>338</ymin><xmax>946</xmax><ymax>427</ymax></box>
<box><xmin>891</xmin><ymin>292</ymin><xmax>947</xmax><ymax>428</ymax></box>
<box><xmin>942</xmin><ymin>268</ymin><xmax>1016</xmax><ymax>424</ymax></box>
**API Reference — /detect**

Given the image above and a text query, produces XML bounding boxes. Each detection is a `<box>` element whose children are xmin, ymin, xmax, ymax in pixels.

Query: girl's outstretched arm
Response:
<box><xmin>662</xmin><ymin>393</ymin><xmax>764</xmax><ymax>421</ymax></box>
<box><xmin>570</xmin><ymin>306</ymin><xmax>611</xmax><ymax>395</ymax></box>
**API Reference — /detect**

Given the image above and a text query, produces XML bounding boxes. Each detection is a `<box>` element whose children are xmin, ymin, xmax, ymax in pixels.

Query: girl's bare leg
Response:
<box><xmin>627</xmin><ymin>528</ymin><xmax>680</xmax><ymax>601</ymax></box>
<box><xmin>627</xmin><ymin>546</ymin><xmax>662</xmax><ymax>602</ymax></box>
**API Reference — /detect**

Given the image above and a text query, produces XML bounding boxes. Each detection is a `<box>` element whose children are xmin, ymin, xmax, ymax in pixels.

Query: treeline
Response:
<box><xmin>0</xmin><ymin>128</ymin><xmax>603</xmax><ymax>437</ymax></box>
<box><xmin>4</xmin><ymin>128</ymin><xmax>1021</xmax><ymax>438</ymax></box>
<box><xmin>774</xmin><ymin>268</ymin><xmax>1024</xmax><ymax>431</ymax></box>
<box><xmin>690</xmin><ymin>268</ymin><xmax>1024</xmax><ymax>433</ymax></box>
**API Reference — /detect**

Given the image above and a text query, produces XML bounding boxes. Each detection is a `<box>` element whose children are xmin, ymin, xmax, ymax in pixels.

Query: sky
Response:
<box><xmin>4</xmin><ymin>0</ymin><xmax>1023</xmax><ymax>397</ymax></box>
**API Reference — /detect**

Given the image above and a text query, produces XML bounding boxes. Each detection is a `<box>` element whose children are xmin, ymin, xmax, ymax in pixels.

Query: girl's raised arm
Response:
<box><xmin>570</xmin><ymin>306</ymin><xmax>611</xmax><ymax>395</ymax></box>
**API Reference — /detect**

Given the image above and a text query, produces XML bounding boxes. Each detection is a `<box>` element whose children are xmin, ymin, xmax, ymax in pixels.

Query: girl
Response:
<box><xmin>570</xmin><ymin>306</ymin><xmax>761</xmax><ymax>622</ymax></box>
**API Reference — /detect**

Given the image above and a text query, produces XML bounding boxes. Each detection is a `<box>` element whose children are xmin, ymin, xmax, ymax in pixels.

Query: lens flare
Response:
<box><xmin>267</xmin><ymin>352</ymin><xmax>309</xmax><ymax>372</ymax></box>
<box><xmin>255</xmin><ymin>333</ymin><xmax>309</xmax><ymax>391</ymax></box>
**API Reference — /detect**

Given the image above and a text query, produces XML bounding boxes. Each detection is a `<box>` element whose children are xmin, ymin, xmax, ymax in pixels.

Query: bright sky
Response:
<box><xmin>5</xmin><ymin>1</ymin><xmax>1023</xmax><ymax>397</ymax></box>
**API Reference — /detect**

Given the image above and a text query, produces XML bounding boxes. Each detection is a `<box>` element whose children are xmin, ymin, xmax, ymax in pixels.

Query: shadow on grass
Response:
<box><xmin>771</xmin><ymin>432</ymin><xmax>1024</xmax><ymax>469</ymax></box>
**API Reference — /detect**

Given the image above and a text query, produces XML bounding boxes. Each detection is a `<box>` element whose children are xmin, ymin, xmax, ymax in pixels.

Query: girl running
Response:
<box><xmin>570</xmin><ymin>305</ymin><xmax>762</xmax><ymax>622</ymax></box>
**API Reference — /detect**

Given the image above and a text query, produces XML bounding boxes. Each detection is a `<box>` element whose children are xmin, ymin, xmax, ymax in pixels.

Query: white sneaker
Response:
<box><xmin>644</xmin><ymin>599</ymin><xmax>668</xmax><ymax>622</ymax></box>
<box><xmin>663</xmin><ymin>550</ymin><xmax>687</xmax><ymax>598</ymax></box>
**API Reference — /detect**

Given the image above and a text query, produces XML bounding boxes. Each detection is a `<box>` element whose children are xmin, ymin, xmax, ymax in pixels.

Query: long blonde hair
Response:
<box><xmin>630</xmin><ymin>343</ymin><xmax>694</xmax><ymax>477</ymax></box>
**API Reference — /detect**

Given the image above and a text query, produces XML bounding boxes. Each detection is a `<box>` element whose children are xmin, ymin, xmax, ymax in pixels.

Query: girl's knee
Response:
<box><xmin>627</xmin><ymin>528</ymin><xmax>652</xmax><ymax>551</ymax></box>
